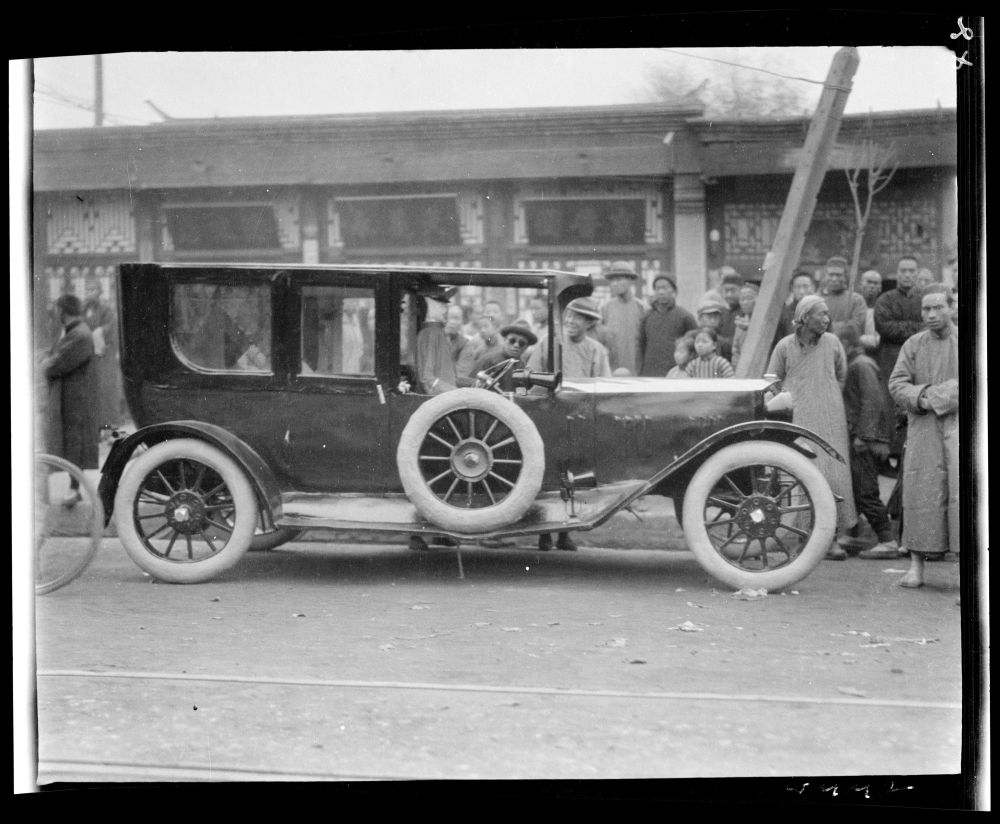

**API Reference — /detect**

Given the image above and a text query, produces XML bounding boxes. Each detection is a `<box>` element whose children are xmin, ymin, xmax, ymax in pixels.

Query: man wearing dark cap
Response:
<box><xmin>472</xmin><ymin>320</ymin><xmax>537</xmax><ymax>374</ymax></box>
<box><xmin>638</xmin><ymin>274</ymin><xmax>697</xmax><ymax>376</ymax></box>
<box><xmin>599</xmin><ymin>260</ymin><xmax>645</xmax><ymax>375</ymax></box>
<box><xmin>821</xmin><ymin>255</ymin><xmax>867</xmax><ymax>337</ymax></box>
<box><xmin>414</xmin><ymin>284</ymin><xmax>458</xmax><ymax>395</ymax></box>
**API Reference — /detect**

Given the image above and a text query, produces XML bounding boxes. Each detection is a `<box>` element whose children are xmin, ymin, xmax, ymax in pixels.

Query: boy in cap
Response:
<box><xmin>527</xmin><ymin>296</ymin><xmax>611</xmax><ymax>379</ymax></box>
<box><xmin>695</xmin><ymin>294</ymin><xmax>733</xmax><ymax>361</ymax></box>
<box><xmin>600</xmin><ymin>260</ymin><xmax>645</xmax><ymax>375</ymax></box>
<box><xmin>528</xmin><ymin>296</ymin><xmax>611</xmax><ymax>552</ymax></box>
<box><xmin>836</xmin><ymin>325</ymin><xmax>898</xmax><ymax>559</ymax></box>
<box><xmin>639</xmin><ymin>274</ymin><xmax>697</xmax><ymax>376</ymax></box>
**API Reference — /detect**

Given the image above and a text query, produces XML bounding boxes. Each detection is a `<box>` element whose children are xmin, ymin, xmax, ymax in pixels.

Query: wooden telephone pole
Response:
<box><xmin>94</xmin><ymin>55</ymin><xmax>104</xmax><ymax>126</ymax></box>
<box><xmin>734</xmin><ymin>47</ymin><xmax>860</xmax><ymax>378</ymax></box>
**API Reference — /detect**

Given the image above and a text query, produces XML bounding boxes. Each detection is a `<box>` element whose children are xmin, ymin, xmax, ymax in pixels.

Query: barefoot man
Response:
<box><xmin>888</xmin><ymin>283</ymin><xmax>959</xmax><ymax>588</ymax></box>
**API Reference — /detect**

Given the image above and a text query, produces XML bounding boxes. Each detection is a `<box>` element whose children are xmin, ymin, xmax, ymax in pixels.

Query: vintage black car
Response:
<box><xmin>100</xmin><ymin>263</ymin><xmax>841</xmax><ymax>590</ymax></box>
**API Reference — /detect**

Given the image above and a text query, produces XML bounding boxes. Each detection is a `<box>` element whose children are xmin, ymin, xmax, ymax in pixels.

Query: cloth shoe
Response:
<box><xmin>537</xmin><ymin>534</ymin><xmax>553</xmax><ymax>552</ymax></box>
<box><xmin>62</xmin><ymin>490</ymin><xmax>83</xmax><ymax>509</ymax></box>
<box><xmin>556</xmin><ymin>534</ymin><xmax>578</xmax><ymax>552</ymax></box>
<box><xmin>825</xmin><ymin>544</ymin><xmax>848</xmax><ymax>560</ymax></box>
<box><xmin>858</xmin><ymin>539</ymin><xmax>900</xmax><ymax>560</ymax></box>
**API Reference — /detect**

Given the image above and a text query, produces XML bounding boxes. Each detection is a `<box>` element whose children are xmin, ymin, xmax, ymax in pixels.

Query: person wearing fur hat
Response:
<box><xmin>599</xmin><ymin>260</ymin><xmax>645</xmax><ymax>375</ymax></box>
<box><xmin>639</xmin><ymin>274</ymin><xmax>697</xmax><ymax>376</ymax></box>
<box><xmin>766</xmin><ymin>295</ymin><xmax>858</xmax><ymax>558</ymax></box>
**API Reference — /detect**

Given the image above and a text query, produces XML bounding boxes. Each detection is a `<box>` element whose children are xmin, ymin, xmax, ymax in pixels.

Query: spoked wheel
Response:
<box><xmin>682</xmin><ymin>442</ymin><xmax>836</xmax><ymax>590</ymax></box>
<box><xmin>397</xmin><ymin>388</ymin><xmax>544</xmax><ymax>532</ymax></box>
<box><xmin>114</xmin><ymin>439</ymin><xmax>257</xmax><ymax>583</ymax></box>
<box><xmin>34</xmin><ymin>453</ymin><xmax>104</xmax><ymax>595</ymax></box>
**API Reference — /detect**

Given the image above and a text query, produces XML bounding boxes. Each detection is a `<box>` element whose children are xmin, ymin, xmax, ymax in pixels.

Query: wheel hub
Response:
<box><xmin>735</xmin><ymin>494</ymin><xmax>781</xmax><ymax>539</ymax></box>
<box><xmin>166</xmin><ymin>491</ymin><xmax>207</xmax><ymax>534</ymax></box>
<box><xmin>450</xmin><ymin>439</ymin><xmax>492</xmax><ymax>482</ymax></box>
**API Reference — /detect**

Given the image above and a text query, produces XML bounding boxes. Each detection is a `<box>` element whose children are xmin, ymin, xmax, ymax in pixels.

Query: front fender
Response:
<box><xmin>98</xmin><ymin>421</ymin><xmax>283</xmax><ymax>527</ymax></box>
<box><xmin>646</xmin><ymin>420</ymin><xmax>844</xmax><ymax>500</ymax></box>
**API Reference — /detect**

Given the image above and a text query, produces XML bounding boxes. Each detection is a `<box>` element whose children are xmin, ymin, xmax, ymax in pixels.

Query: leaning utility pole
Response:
<box><xmin>734</xmin><ymin>47</ymin><xmax>860</xmax><ymax>378</ymax></box>
<box><xmin>94</xmin><ymin>55</ymin><xmax>104</xmax><ymax>126</ymax></box>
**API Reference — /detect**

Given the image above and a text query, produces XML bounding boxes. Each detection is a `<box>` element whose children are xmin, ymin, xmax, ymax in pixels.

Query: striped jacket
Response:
<box><xmin>685</xmin><ymin>354</ymin><xmax>735</xmax><ymax>378</ymax></box>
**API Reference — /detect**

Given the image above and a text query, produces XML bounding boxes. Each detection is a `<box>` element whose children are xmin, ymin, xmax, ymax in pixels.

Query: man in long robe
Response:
<box><xmin>414</xmin><ymin>285</ymin><xmax>458</xmax><ymax>395</ymax></box>
<box><xmin>639</xmin><ymin>274</ymin><xmax>696</xmax><ymax>376</ymax></box>
<box><xmin>767</xmin><ymin>295</ymin><xmax>857</xmax><ymax>555</ymax></box>
<box><xmin>599</xmin><ymin>261</ymin><xmax>645</xmax><ymax>375</ymax></box>
<box><xmin>888</xmin><ymin>284</ymin><xmax>958</xmax><ymax>588</ymax></box>
<box><xmin>42</xmin><ymin>294</ymin><xmax>98</xmax><ymax>507</ymax></box>
<box><xmin>874</xmin><ymin>256</ymin><xmax>924</xmax><ymax>460</ymax></box>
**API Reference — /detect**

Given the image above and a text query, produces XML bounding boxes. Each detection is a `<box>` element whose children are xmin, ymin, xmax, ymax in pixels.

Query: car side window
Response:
<box><xmin>171</xmin><ymin>283</ymin><xmax>272</xmax><ymax>373</ymax></box>
<box><xmin>300</xmin><ymin>285</ymin><xmax>376</xmax><ymax>377</ymax></box>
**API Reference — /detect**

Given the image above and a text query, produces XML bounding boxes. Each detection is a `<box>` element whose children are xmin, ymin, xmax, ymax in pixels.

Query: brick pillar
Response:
<box><xmin>673</xmin><ymin>174</ymin><xmax>708</xmax><ymax>315</ymax></box>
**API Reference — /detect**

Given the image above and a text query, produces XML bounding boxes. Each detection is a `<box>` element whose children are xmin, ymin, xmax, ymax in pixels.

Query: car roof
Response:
<box><xmin>143</xmin><ymin>262</ymin><xmax>593</xmax><ymax>295</ymax></box>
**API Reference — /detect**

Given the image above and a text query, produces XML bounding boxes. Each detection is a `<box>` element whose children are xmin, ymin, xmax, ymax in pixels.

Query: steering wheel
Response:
<box><xmin>475</xmin><ymin>358</ymin><xmax>521</xmax><ymax>393</ymax></box>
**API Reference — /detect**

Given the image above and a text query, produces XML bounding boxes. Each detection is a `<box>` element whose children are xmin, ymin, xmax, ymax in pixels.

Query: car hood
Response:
<box><xmin>560</xmin><ymin>376</ymin><xmax>773</xmax><ymax>394</ymax></box>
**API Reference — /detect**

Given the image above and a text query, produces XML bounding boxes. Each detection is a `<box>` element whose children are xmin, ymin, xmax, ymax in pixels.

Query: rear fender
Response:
<box><xmin>98</xmin><ymin>421</ymin><xmax>282</xmax><ymax>527</ymax></box>
<box><xmin>647</xmin><ymin>420</ymin><xmax>843</xmax><ymax>500</ymax></box>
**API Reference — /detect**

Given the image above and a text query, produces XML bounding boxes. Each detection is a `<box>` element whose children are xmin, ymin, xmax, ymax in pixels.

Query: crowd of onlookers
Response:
<box><xmin>415</xmin><ymin>255</ymin><xmax>958</xmax><ymax>584</ymax></box>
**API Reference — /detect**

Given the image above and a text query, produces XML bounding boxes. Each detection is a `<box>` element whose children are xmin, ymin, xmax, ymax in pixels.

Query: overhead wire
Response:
<box><xmin>34</xmin><ymin>82</ymin><xmax>154</xmax><ymax>126</ymax></box>
<box><xmin>656</xmin><ymin>48</ymin><xmax>830</xmax><ymax>86</ymax></box>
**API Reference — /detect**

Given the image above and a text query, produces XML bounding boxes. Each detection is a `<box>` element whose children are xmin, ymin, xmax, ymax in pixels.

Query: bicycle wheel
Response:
<box><xmin>34</xmin><ymin>453</ymin><xmax>104</xmax><ymax>595</ymax></box>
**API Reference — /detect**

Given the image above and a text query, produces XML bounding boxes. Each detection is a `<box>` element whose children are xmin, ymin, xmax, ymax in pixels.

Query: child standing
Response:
<box><xmin>730</xmin><ymin>282</ymin><xmax>758</xmax><ymax>370</ymax></box>
<box><xmin>685</xmin><ymin>327</ymin><xmax>735</xmax><ymax>378</ymax></box>
<box><xmin>665</xmin><ymin>329</ymin><xmax>697</xmax><ymax>378</ymax></box>
<box><xmin>835</xmin><ymin>325</ymin><xmax>898</xmax><ymax>558</ymax></box>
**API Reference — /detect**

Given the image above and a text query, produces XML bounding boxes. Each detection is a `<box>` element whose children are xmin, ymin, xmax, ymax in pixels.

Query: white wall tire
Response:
<box><xmin>397</xmin><ymin>388</ymin><xmax>545</xmax><ymax>533</ymax></box>
<box><xmin>682</xmin><ymin>442</ymin><xmax>836</xmax><ymax>591</ymax></box>
<box><xmin>114</xmin><ymin>439</ymin><xmax>257</xmax><ymax>583</ymax></box>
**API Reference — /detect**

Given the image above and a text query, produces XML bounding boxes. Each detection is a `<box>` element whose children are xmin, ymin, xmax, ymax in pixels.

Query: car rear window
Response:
<box><xmin>170</xmin><ymin>283</ymin><xmax>272</xmax><ymax>373</ymax></box>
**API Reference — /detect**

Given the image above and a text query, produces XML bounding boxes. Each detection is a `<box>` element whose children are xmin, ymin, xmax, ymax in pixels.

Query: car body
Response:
<box><xmin>100</xmin><ymin>262</ymin><xmax>842</xmax><ymax>589</ymax></box>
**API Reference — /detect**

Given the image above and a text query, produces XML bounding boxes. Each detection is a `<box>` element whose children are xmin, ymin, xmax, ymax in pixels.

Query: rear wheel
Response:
<box><xmin>682</xmin><ymin>442</ymin><xmax>836</xmax><ymax>590</ymax></box>
<box><xmin>114</xmin><ymin>439</ymin><xmax>256</xmax><ymax>583</ymax></box>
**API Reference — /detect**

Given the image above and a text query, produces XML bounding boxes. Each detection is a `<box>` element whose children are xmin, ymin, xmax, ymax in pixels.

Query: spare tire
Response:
<box><xmin>397</xmin><ymin>388</ymin><xmax>545</xmax><ymax>532</ymax></box>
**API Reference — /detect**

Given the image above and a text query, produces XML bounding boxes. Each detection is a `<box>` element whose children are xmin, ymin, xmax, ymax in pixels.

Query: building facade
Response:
<box><xmin>32</xmin><ymin>103</ymin><xmax>957</xmax><ymax>339</ymax></box>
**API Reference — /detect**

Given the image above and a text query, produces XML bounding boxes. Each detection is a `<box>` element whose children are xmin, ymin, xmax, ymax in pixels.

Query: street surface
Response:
<box><xmin>30</xmin><ymin>502</ymin><xmax>963</xmax><ymax>785</ymax></box>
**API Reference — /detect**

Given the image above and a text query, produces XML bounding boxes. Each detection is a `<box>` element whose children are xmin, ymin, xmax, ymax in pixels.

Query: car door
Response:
<box><xmin>278</xmin><ymin>270</ymin><xmax>393</xmax><ymax>493</ymax></box>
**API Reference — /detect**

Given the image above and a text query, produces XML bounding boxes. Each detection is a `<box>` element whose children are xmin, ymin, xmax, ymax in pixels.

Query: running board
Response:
<box><xmin>276</xmin><ymin>481</ymin><xmax>646</xmax><ymax>540</ymax></box>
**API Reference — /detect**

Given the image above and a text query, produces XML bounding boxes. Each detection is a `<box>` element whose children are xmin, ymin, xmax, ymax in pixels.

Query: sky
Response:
<box><xmin>25</xmin><ymin>47</ymin><xmax>958</xmax><ymax>130</ymax></box>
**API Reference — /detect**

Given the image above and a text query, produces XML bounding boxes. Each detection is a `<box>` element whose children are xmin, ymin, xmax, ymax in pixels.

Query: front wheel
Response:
<box><xmin>114</xmin><ymin>439</ymin><xmax>257</xmax><ymax>583</ymax></box>
<box><xmin>682</xmin><ymin>442</ymin><xmax>836</xmax><ymax>591</ymax></box>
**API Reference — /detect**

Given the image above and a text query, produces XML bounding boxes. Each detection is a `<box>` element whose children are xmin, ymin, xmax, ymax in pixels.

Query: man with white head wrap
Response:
<box><xmin>767</xmin><ymin>295</ymin><xmax>858</xmax><ymax>558</ymax></box>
